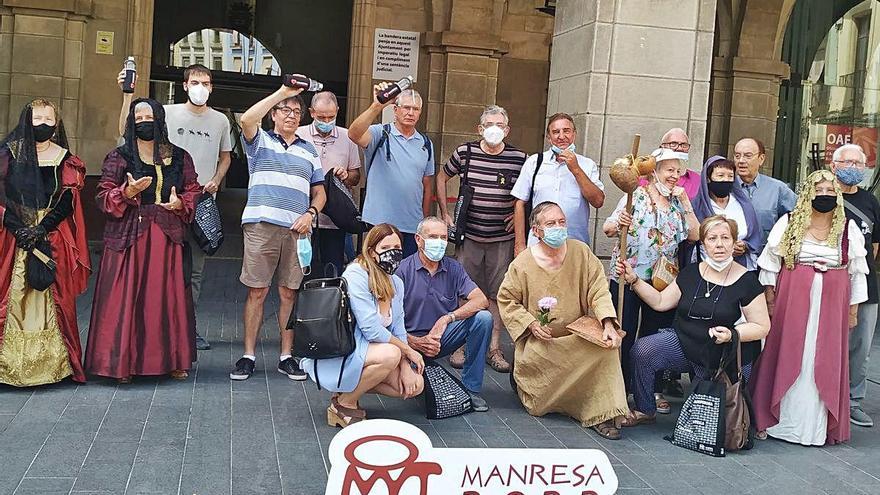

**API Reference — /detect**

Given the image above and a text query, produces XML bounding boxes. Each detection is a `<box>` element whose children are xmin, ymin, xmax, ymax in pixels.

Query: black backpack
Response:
<box><xmin>288</xmin><ymin>277</ymin><xmax>355</xmax><ymax>389</ymax></box>
<box><xmin>322</xmin><ymin>169</ymin><xmax>369</xmax><ymax>234</ymax></box>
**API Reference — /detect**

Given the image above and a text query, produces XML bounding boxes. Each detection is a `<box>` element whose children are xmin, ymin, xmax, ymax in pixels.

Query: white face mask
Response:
<box><xmin>187</xmin><ymin>84</ymin><xmax>210</xmax><ymax>106</ymax></box>
<box><xmin>671</xmin><ymin>151</ymin><xmax>689</xmax><ymax>162</ymax></box>
<box><xmin>655</xmin><ymin>177</ymin><xmax>672</xmax><ymax>197</ymax></box>
<box><xmin>482</xmin><ymin>125</ymin><xmax>505</xmax><ymax>146</ymax></box>
<box><xmin>705</xmin><ymin>255</ymin><xmax>733</xmax><ymax>272</ymax></box>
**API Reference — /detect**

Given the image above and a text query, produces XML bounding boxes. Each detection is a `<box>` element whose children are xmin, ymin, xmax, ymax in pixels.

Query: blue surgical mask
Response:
<box><xmin>541</xmin><ymin>227</ymin><xmax>568</xmax><ymax>248</ymax></box>
<box><xmin>550</xmin><ymin>143</ymin><xmax>576</xmax><ymax>155</ymax></box>
<box><xmin>314</xmin><ymin>118</ymin><xmax>335</xmax><ymax>134</ymax></box>
<box><xmin>422</xmin><ymin>238</ymin><xmax>447</xmax><ymax>262</ymax></box>
<box><xmin>297</xmin><ymin>236</ymin><xmax>312</xmax><ymax>275</ymax></box>
<box><xmin>835</xmin><ymin>166</ymin><xmax>866</xmax><ymax>186</ymax></box>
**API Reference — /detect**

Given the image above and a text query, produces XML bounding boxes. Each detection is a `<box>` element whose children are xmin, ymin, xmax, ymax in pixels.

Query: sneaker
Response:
<box><xmin>468</xmin><ymin>392</ymin><xmax>489</xmax><ymax>412</ymax></box>
<box><xmin>230</xmin><ymin>357</ymin><xmax>255</xmax><ymax>380</ymax></box>
<box><xmin>278</xmin><ymin>357</ymin><xmax>307</xmax><ymax>381</ymax></box>
<box><xmin>850</xmin><ymin>406</ymin><xmax>874</xmax><ymax>427</ymax></box>
<box><xmin>195</xmin><ymin>333</ymin><xmax>211</xmax><ymax>350</ymax></box>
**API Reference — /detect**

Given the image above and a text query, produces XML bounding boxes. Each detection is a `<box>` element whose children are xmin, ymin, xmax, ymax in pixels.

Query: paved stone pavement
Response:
<box><xmin>3</xmin><ymin>257</ymin><xmax>880</xmax><ymax>495</ymax></box>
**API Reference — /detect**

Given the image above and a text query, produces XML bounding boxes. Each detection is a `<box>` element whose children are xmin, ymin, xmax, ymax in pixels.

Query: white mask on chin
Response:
<box><xmin>655</xmin><ymin>178</ymin><xmax>672</xmax><ymax>197</ymax></box>
<box><xmin>705</xmin><ymin>255</ymin><xmax>733</xmax><ymax>272</ymax></box>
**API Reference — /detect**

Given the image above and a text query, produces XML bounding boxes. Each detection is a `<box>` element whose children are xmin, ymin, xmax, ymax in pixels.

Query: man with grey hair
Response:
<box><xmin>396</xmin><ymin>216</ymin><xmax>493</xmax><ymax>411</ymax></box>
<box><xmin>830</xmin><ymin>143</ymin><xmax>880</xmax><ymax>427</ymax></box>
<box><xmin>435</xmin><ymin>105</ymin><xmax>526</xmax><ymax>372</ymax></box>
<box><xmin>349</xmin><ymin>84</ymin><xmax>435</xmax><ymax>257</ymax></box>
<box><xmin>659</xmin><ymin>128</ymin><xmax>701</xmax><ymax>200</ymax></box>
<box><xmin>296</xmin><ymin>91</ymin><xmax>361</xmax><ymax>273</ymax></box>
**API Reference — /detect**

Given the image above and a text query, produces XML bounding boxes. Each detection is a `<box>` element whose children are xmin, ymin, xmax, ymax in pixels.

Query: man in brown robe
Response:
<box><xmin>498</xmin><ymin>201</ymin><xmax>628</xmax><ymax>439</ymax></box>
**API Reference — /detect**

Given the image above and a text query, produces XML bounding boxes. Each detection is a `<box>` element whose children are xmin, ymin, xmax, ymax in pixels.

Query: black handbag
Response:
<box><xmin>322</xmin><ymin>170</ymin><xmax>368</xmax><ymax>234</ymax></box>
<box><xmin>288</xmin><ymin>276</ymin><xmax>355</xmax><ymax>389</ymax></box>
<box><xmin>449</xmin><ymin>142</ymin><xmax>476</xmax><ymax>247</ymax></box>
<box><xmin>191</xmin><ymin>192</ymin><xmax>224</xmax><ymax>255</ymax></box>
<box><xmin>423</xmin><ymin>361</ymin><xmax>473</xmax><ymax>419</ymax></box>
<box><xmin>26</xmin><ymin>244</ymin><xmax>56</xmax><ymax>291</ymax></box>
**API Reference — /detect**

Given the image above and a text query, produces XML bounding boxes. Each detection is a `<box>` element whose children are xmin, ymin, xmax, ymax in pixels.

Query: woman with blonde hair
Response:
<box><xmin>750</xmin><ymin>169</ymin><xmax>868</xmax><ymax>445</ymax></box>
<box><xmin>301</xmin><ymin>223</ymin><xmax>425</xmax><ymax>427</ymax></box>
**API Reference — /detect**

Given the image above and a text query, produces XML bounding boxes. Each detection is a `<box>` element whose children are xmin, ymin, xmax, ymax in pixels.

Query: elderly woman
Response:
<box><xmin>750</xmin><ymin>170</ymin><xmax>868</xmax><ymax>446</ymax></box>
<box><xmin>0</xmin><ymin>99</ymin><xmax>91</xmax><ymax>386</ymax></box>
<box><xmin>616</xmin><ymin>216</ymin><xmax>771</xmax><ymax>426</ymax></box>
<box><xmin>301</xmin><ymin>223</ymin><xmax>424</xmax><ymax>428</ymax></box>
<box><xmin>499</xmin><ymin>201</ymin><xmax>628</xmax><ymax>439</ymax></box>
<box><xmin>85</xmin><ymin>98</ymin><xmax>201</xmax><ymax>383</ymax></box>
<box><xmin>603</xmin><ymin>147</ymin><xmax>699</xmax><ymax>410</ymax></box>
<box><xmin>689</xmin><ymin>156</ymin><xmax>762</xmax><ymax>269</ymax></box>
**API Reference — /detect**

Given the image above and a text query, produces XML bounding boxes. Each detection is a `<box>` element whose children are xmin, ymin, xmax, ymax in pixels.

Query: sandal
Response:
<box><xmin>332</xmin><ymin>396</ymin><xmax>365</xmax><ymax>418</ymax></box>
<box><xmin>756</xmin><ymin>430</ymin><xmax>768</xmax><ymax>440</ymax></box>
<box><xmin>117</xmin><ymin>376</ymin><xmax>132</xmax><ymax>384</ymax></box>
<box><xmin>620</xmin><ymin>410</ymin><xmax>656</xmax><ymax>427</ymax></box>
<box><xmin>486</xmin><ymin>349</ymin><xmax>511</xmax><ymax>373</ymax></box>
<box><xmin>655</xmin><ymin>393</ymin><xmax>671</xmax><ymax>415</ymax></box>
<box><xmin>170</xmin><ymin>370</ymin><xmax>188</xmax><ymax>380</ymax></box>
<box><xmin>449</xmin><ymin>347</ymin><xmax>465</xmax><ymax>369</ymax></box>
<box><xmin>327</xmin><ymin>401</ymin><xmax>365</xmax><ymax>428</ymax></box>
<box><xmin>591</xmin><ymin>419</ymin><xmax>621</xmax><ymax>440</ymax></box>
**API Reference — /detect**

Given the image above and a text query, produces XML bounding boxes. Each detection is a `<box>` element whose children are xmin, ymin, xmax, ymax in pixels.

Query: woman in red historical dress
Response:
<box><xmin>0</xmin><ymin>99</ymin><xmax>91</xmax><ymax>386</ymax></box>
<box><xmin>85</xmin><ymin>98</ymin><xmax>200</xmax><ymax>383</ymax></box>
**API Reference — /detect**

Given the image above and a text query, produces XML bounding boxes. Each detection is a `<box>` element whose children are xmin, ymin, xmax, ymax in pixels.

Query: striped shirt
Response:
<box><xmin>443</xmin><ymin>141</ymin><xmax>527</xmax><ymax>243</ymax></box>
<box><xmin>242</xmin><ymin>128</ymin><xmax>324</xmax><ymax>228</ymax></box>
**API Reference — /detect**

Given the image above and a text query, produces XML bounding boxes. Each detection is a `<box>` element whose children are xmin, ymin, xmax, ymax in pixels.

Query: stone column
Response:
<box><xmin>0</xmin><ymin>1</ymin><xmax>91</xmax><ymax>147</ymax></box>
<box><xmin>547</xmin><ymin>0</ymin><xmax>716</xmax><ymax>257</ymax></box>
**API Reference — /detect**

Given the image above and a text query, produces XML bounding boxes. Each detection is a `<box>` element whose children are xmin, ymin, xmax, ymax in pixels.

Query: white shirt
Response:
<box><xmin>511</xmin><ymin>150</ymin><xmax>603</xmax><ymax>246</ymax></box>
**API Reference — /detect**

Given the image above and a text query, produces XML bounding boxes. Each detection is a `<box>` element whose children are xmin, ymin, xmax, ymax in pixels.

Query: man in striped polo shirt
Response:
<box><xmin>436</xmin><ymin>105</ymin><xmax>527</xmax><ymax>373</ymax></box>
<box><xmin>230</xmin><ymin>83</ymin><xmax>326</xmax><ymax>381</ymax></box>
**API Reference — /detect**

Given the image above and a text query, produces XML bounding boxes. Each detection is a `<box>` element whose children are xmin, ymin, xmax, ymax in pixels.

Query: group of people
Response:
<box><xmin>0</xmin><ymin>63</ymin><xmax>877</xmax><ymax>449</ymax></box>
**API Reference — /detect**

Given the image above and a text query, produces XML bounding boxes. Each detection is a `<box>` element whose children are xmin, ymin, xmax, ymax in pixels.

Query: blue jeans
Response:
<box><xmin>411</xmin><ymin>310</ymin><xmax>492</xmax><ymax>393</ymax></box>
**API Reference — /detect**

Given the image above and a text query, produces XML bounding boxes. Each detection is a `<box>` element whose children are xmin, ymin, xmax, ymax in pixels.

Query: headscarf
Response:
<box><xmin>779</xmin><ymin>169</ymin><xmax>846</xmax><ymax>269</ymax></box>
<box><xmin>692</xmin><ymin>155</ymin><xmax>762</xmax><ymax>261</ymax></box>
<box><xmin>116</xmin><ymin>98</ymin><xmax>184</xmax><ymax>204</ymax></box>
<box><xmin>0</xmin><ymin>99</ymin><xmax>69</xmax><ymax>210</ymax></box>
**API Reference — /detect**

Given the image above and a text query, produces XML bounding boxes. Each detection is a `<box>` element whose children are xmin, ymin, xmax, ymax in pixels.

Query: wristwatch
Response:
<box><xmin>447</xmin><ymin>312</ymin><xmax>456</xmax><ymax>323</ymax></box>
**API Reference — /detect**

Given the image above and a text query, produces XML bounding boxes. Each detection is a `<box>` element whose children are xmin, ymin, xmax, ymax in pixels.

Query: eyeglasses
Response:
<box><xmin>833</xmin><ymin>159</ymin><xmax>866</xmax><ymax>168</ymax></box>
<box><xmin>397</xmin><ymin>105</ymin><xmax>421</xmax><ymax>114</ymax></box>
<box><xmin>686</xmin><ymin>280</ymin><xmax>724</xmax><ymax>320</ymax></box>
<box><xmin>274</xmin><ymin>107</ymin><xmax>302</xmax><ymax>118</ymax></box>
<box><xmin>660</xmin><ymin>141</ymin><xmax>690</xmax><ymax>152</ymax></box>
<box><xmin>733</xmin><ymin>152</ymin><xmax>758</xmax><ymax>160</ymax></box>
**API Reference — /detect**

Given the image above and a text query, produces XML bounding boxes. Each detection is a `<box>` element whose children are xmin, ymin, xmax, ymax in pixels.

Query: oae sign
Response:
<box><xmin>324</xmin><ymin>419</ymin><xmax>618</xmax><ymax>495</ymax></box>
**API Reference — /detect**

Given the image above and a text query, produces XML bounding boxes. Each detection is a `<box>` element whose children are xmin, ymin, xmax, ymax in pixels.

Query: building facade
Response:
<box><xmin>0</xmin><ymin>0</ymin><xmax>877</xmax><ymax>255</ymax></box>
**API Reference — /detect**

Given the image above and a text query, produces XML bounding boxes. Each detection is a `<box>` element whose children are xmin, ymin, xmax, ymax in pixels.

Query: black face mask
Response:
<box><xmin>812</xmin><ymin>195</ymin><xmax>837</xmax><ymax>213</ymax></box>
<box><xmin>32</xmin><ymin>123</ymin><xmax>56</xmax><ymax>143</ymax></box>
<box><xmin>707</xmin><ymin>180</ymin><xmax>733</xmax><ymax>198</ymax></box>
<box><xmin>135</xmin><ymin>121</ymin><xmax>155</xmax><ymax>141</ymax></box>
<box><xmin>376</xmin><ymin>248</ymin><xmax>404</xmax><ymax>275</ymax></box>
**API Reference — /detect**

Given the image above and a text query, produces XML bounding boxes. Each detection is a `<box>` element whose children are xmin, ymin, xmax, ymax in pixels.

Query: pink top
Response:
<box><xmin>639</xmin><ymin>169</ymin><xmax>701</xmax><ymax>200</ymax></box>
<box><xmin>296</xmin><ymin>123</ymin><xmax>362</xmax><ymax>229</ymax></box>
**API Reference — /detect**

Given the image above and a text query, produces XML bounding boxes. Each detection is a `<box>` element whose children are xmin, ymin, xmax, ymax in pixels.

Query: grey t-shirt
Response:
<box><xmin>164</xmin><ymin>104</ymin><xmax>232</xmax><ymax>184</ymax></box>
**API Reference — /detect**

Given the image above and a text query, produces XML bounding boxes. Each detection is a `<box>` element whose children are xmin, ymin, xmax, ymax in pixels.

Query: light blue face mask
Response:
<box><xmin>835</xmin><ymin>166</ymin><xmax>866</xmax><ymax>186</ymax></box>
<box><xmin>550</xmin><ymin>143</ymin><xmax>576</xmax><ymax>155</ymax></box>
<box><xmin>314</xmin><ymin>118</ymin><xmax>336</xmax><ymax>134</ymax></box>
<box><xmin>423</xmin><ymin>238</ymin><xmax>448</xmax><ymax>262</ymax></box>
<box><xmin>541</xmin><ymin>226</ymin><xmax>568</xmax><ymax>249</ymax></box>
<box><xmin>297</xmin><ymin>236</ymin><xmax>312</xmax><ymax>275</ymax></box>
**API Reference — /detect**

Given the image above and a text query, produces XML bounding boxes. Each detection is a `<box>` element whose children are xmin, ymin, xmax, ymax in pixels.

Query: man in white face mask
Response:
<box><xmin>116</xmin><ymin>63</ymin><xmax>233</xmax><ymax>351</ymax></box>
<box><xmin>435</xmin><ymin>105</ymin><xmax>527</xmax><ymax>373</ymax></box>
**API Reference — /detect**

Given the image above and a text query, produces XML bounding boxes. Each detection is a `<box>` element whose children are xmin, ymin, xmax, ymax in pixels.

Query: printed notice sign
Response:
<box><xmin>325</xmin><ymin>419</ymin><xmax>618</xmax><ymax>495</ymax></box>
<box><xmin>96</xmin><ymin>31</ymin><xmax>114</xmax><ymax>55</ymax></box>
<box><xmin>372</xmin><ymin>29</ymin><xmax>420</xmax><ymax>82</ymax></box>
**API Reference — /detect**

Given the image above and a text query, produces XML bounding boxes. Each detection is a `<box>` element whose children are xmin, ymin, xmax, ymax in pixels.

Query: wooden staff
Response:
<box><xmin>617</xmin><ymin>135</ymin><xmax>640</xmax><ymax>323</ymax></box>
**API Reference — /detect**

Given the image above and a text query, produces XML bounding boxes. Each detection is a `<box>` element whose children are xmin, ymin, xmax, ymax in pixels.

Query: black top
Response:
<box><xmin>843</xmin><ymin>188</ymin><xmax>880</xmax><ymax>304</ymax></box>
<box><xmin>673</xmin><ymin>263</ymin><xmax>764</xmax><ymax>376</ymax></box>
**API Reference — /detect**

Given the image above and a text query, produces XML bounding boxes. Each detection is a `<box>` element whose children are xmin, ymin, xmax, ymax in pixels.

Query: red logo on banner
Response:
<box><xmin>341</xmin><ymin>435</ymin><xmax>442</xmax><ymax>495</ymax></box>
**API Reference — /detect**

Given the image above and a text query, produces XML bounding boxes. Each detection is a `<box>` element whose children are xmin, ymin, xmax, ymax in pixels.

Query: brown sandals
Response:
<box><xmin>621</xmin><ymin>411</ymin><xmax>657</xmax><ymax>427</ymax></box>
<box><xmin>591</xmin><ymin>419</ymin><xmax>621</xmax><ymax>440</ymax></box>
<box><xmin>170</xmin><ymin>370</ymin><xmax>189</xmax><ymax>380</ymax></box>
<box><xmin>327</xmin><ymin>397</ymin><xmax>367</xmax><ymax>428</ymax></box>
<box><xmin>486</xmin><ymin>349</ymin><xmax>511</xmax><ymax>373</ymax></box>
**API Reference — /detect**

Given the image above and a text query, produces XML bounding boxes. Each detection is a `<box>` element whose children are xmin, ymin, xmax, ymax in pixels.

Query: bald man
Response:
<box><xmin>638</xmin><ymin>128</ymin><xmax>701</xmax><ymax>200</ymax></box>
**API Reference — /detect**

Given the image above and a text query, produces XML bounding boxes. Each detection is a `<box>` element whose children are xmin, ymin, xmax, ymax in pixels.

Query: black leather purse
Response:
<box><xmin>289</xmin><ymin>277</ymin><xmax>355</xmax><ymax>389</ymax></box>
<box><xmin>27</xmin><ymin>244</ymin><xmax>56</xmax><ymax>291</ymax></box>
